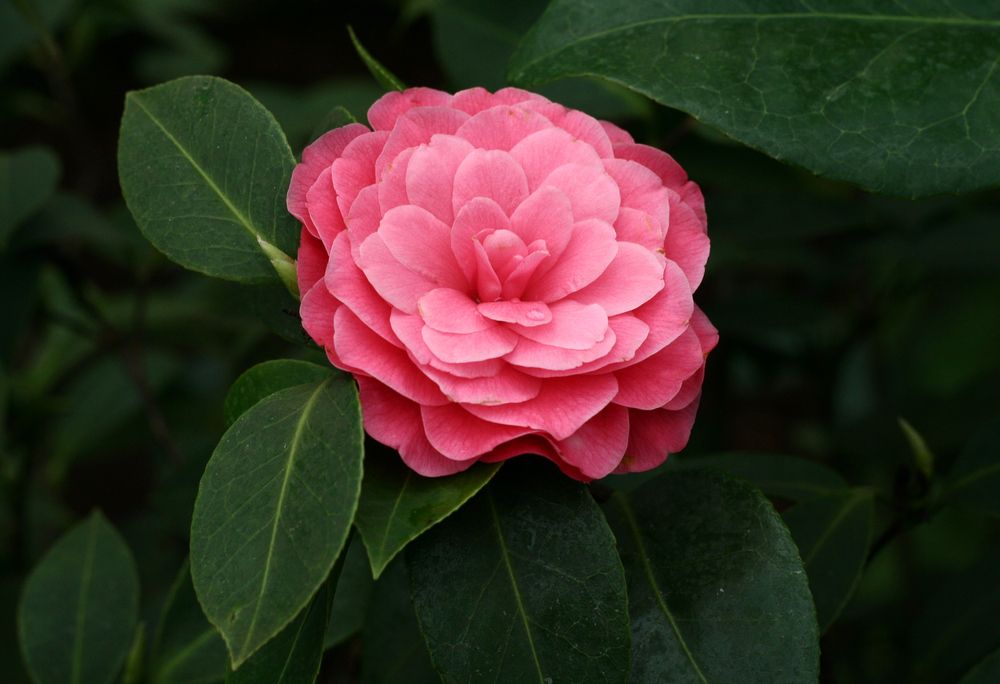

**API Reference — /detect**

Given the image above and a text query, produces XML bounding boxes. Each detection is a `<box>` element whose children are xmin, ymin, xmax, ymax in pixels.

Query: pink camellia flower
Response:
<box><xmin>288</xmin><ymin>86</ymin><xmax>717</xmax><ymax>481</ymax></box>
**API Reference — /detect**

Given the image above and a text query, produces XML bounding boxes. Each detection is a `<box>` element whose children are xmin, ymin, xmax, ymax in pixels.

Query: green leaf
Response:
<box><xmin>223</xmin><ymin>360</ymin><xmax>334</xmax><ymax>427</ymax></box>
<box><xmin>308</xmin><ymin>107</ymin><xmax>358</xmax><ymax>147</ymax></box>
<box><xmin>347</xmin><ymin>26</ymin><xmax>405</xmax><ymax>92</ymax></box>
<box><xmin>604</xmin><ymin>468</ymin><xmax>819</xmax><ymax>683</ymax></box>
<box><xmin>960</xmin><ymin>648</ymin><xmax>1000</xmax><ymax>684</ymax></box>
<box><xmin>407</xmin><ymin>458</ymin><xmax>630</xmax><ymax>684</ymax></box>
<box><xmin>149</xmin><ymin>560</ymin><xmax>227</xmax><ymax>684</ymax></box>
<box><xmin>17</xmin><ymin>511</ymin><xmax>140</xmax><ymax>684</ymax></box>
<box><xmin>226</xmin><ymin>582</ymin><xmax>331</xmax><ymax>684</ymax></box>
<box><xmin>190</xmin><ymin>377</ymin><xmax>364</xmax><ymax>668</ymax></box>
<box><xmin>358</xmin><ymin>558</ymin><xmax>439</xmax><ymax>684</ymax></box>
<box><xmin>899</xmin><ymin>417</ymin><xmax>935</xmax><ymax>479</ymax></box>
<box><xmin>324</xmin><ymin>534</ymin><xmax>375</xmax><ymax>650</ymax></box>
<box><xmin>509</xmin><ymin>2</ymin><xmax>1000</xmax><ymax>198</ymax></box>
<box><xmin>683</xmin><ymin>452</ymin><xmax>849</xmax><ymax>502</ymax></box>
<box><xmin>782</xmin><ymin>488</ymin><xmax>875</xmax><ymax>633</ymax></box>
<box><xmin>120</xmin><ymin>623</ymin><xmax>146</xmax><ymax>684</ymax></box>
<box><xmin>246</xmin><ymin>285</ymin><xmax>310</xmax><ymax>346</ymax></box>
<box><xmin>355</xmin><ymin>450</ymin><xmax>500</xmax><ymax>578</ymax></box>
<box><xmin>0</xmin><ymin>146</ymin><xmax>60</xmax><ymax>249</ymax></box>
<box><xmin>945</xmin><ymin>417</ymin><xmax>1000</xmax><ymax>517</ymax></box>
<box><xmin>118</xmin><ymin>76</ymin><xmax>299</xmax><ymax>285</ymax></box>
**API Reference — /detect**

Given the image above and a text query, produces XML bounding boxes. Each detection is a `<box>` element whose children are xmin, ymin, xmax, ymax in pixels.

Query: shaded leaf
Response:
<box><xmin>959</xmin><ymin>648</ymin><xmax>1000</xmax><ymax>684</ymax></box>
<box><xmin>0</xmin><ymin>146</ymin><xmax>60</xmax><ymax>248</ymax></box>
<box><xmin>945</xmin><ymin>417</ymin><xmax>1000</xmax><ymax>517</ymax></box>
<box><xmin>683</xmin><ymin>452</ymin><xmax>848</xmax><ymax>502</ymax></box>
<box><xmin>324</xmin><ymin>534</ymin><xmax>375</xmax><ymax>650</ymax></box>
<box><xmin>509</xmin><ymin>2</ymin><xmax>1000</xmax><ymax>198</ymax></box>
<box><xmin>18</xmin><ymin>511</ymin><xmax>140</xmax><ymax>684</ymax></box>
<box><xmin>782</xmin><ymin>488</ymin><xmax>875</xmax><ymax>633</ymax></box>
<box><xmin>246</xmin><ymin>285</ymin><xmax>309</xmax><ymax>346</ymax></box>
<box><xmin>605</xmin><ymin>467</ymin><xmax>819</xmax><ymax>683</ymax></box>
<box><xmin>347</xmin><ymin>26</ymin><xmax>405</xmax><ymax>92</ymax></box>
<box><xmin>149</xmin><ymin>560</ymin><xmax>227</xmax><ymax>684</ymax></box>
<box><xmin>223</xmin><ymin>360</ymin><xmax>334</xmax><ymax>426</ymax></box>
<box><xmin>121</xmin><ymin>623</ymin><xmax>146</xmax><ymax>684</ymax></box>
<box><xmin>355</xmin><ymin>450</ymin><xmax>499</xmax><ymax>578</ymax></box>
<box><xmin>407</xmin><ymin>458</ymin><xmax>630</xmax><ymax>684</ymax></box>
<box><xmin>118</xmin><ymin>76</ymin><xmax>299</xmax><ymax>284</ymax></box>
<box><xmin>190</xmin><ymin>378</ymin><xmax>364</xmax><ymax>668</ymax></box>
<box><xmin>358</xmin><ymin>558</ymin><xmax>438</xmax><ymax>684</ymax></box>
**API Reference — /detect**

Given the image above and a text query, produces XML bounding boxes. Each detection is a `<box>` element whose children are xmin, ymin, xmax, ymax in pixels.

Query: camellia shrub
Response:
<box><xmin>3</xmin><ymin>2</ymin><xmax>1000</xmax><ymax>684</ymax></box>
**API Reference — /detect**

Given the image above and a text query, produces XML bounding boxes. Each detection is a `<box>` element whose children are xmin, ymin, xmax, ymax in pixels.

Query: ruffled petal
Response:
<box><xmin>422</xmin><ymin>323</ymin><xmax>519</xmax><ymax>364</ymax></box>
<box><xmin>509</xmin><ymin>300</ymin><xmax>609</xmax><ymax>351</ymax></box>
<box><xmin>331</xmin><ymin>130</ymin><xmax>390</xmax><ymax>218</ymax></box>
<box><xmin>379</xmin><ymin>205</ymin><xmax>469</xmax><ymax>291</ymax></box>
<box><xmin>367</xmin><ymin>88</ymin><xmax>454</xmax><ymax>131</ymax></box>
<box><xmin>614</xmin><ymin>397</ymin><xmax>701</xmax><ymax>473</ymax></box>
<box><xmin>326</xmin><ymin>232</ymin><xmax>398</xmax><ymax>346</ymax></box>
<box><xmin>557</xmin><ymin>403</ymin><xmax>630</xmax><ymax>479</ymax></box>
<box><xmin>288</xmin><ymin>123</ymin><xmax>370</xmax><ymax>235</ymax></box>
<box><xmin>455</xmin><ymin>104</ymin><xmax>553</xmax><ymax>151</ymax></box>
<box><xmin>541</xmin><ymin>163</ymin><xmax>620</xmax><ymax>224</ymax></box>
<box><xmin>418</xmin><ymin>288</ymin><xmax>492</xmax><ymax>333</ymax></box>
<box><xmin>451</xmin><ymin>198</ymin><xmax>511</xmax><ymax>283</ymax></box>
<box><xmin>569</xmin><ymin>241</ymin><xmax>665</xmax><ymax>316</ymax></box>
<box><xmin>405</xmin><ymin>134</ymin><xmax>475</xmax><ymax>225</ymax></box>
<box><xmin>297</xmin><ymin>227</ymin><xmax>327</xmax><ymax>297</ymax></box>
<box><xmin>357</xmin><ymin>233</ymin><xmax>437</xmax><ymax>314</ymax></box>
<box><xmin>523</xmin><ymin>218</ymin><xmax>618</xmax><ymax>303</ymax></box>
<box><xmin>509</xmin><ymin>127</ymin><xmax>604</xmax><ymax>192</ymax></box>
<box><xmin>612</xmin><ymin>326</ymin><xmax>704</xmax><ymax>410</ymax></box>
<box><xmin>422</xmin><ymin>403</ymin><xmax>533</xmax><ymax>460</ymax></box>
<box><xmin>453</xmin><ymin>149</ymin><xmax>530</xmax><ymax>217</ymax></box>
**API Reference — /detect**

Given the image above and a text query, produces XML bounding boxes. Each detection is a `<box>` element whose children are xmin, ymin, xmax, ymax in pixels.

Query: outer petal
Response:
<box><xmin>509</xmin><ymin>127</ymin><xmax>604</xmax><ymax>192</ymax></box>
<box><xmin>481</xmin><ymin>437</ymin><xmax>589</xmax><ymax>481</ymax></box>
<box><xmin>326</xmin><ymin>232</ymin><xmax>398</xmax><ymax>345</ymax></box>
<box><xmin>454</xmin><ymin>104</ymin><xmax>553</xmax><ymax>152</ymax></box>
<box><xmin>331</xmin><ymin>130</ymin><xmax>390</xmax><ymax>218</ymax></box>
<box><xmin>405</xmin><ymin>134</ymin><xmax>475</xmax><ymax>225</ymax></box>
<box><xmin>375</xmin><ymin>106</ymin><xmax>470</xmax><ymax>173</ymax></box>
<box><xmin>541</xmin><ymin>164</ymin><xmax>620</xmax><ymax>224</ymax></box>
<box><xmin>600</xmin><ymin>121</ymin><xmax>634</xmax><ymax>144</ymax></box>
<box><xmin>299</xmin><ymin>279</ymin><xmax>341</xmax><ymax>360</ymax></box>
<box><xmin>615</xmin><ymin>396</ymin><xmax>702</xmax><ymax>474</ymax></box>
<box><xmin>569</xmin><ymin>241</ymin><xmax>665</xmax><ymax>316</ymax></box>
<box><xmin>422</xmin><ymin>403</ymin><xmax>534</xmax><ymax>460</ymax></box>
<box><xmin>422</xmin><ymin>324</ymin><xmax>519</xmax><ymax>364</ymax></box>
<box><xmin>663</xmin><ymin>192</ymin><xmax>711</xmax><ymax>290</ymax></box>
<box><xmin>306</xmin><ymin>167</ymin><xmax>346</xmax><ymax>249</ymax></box>
<box><xmin>367</xmin><ymin>88</ymin><xmax>454</xmax><ymax>131</ymax></box>
<box><xmin>357</xmin><ymin>377</ymin><xmax>474</xmax><ymax>476</ymax></box>
<box><xmin>422</xmin><ymin>364</ymin><xmax>542</xmax><ymax>405</ymax></box>
<box><xmin>611</xmin><ymin>142</ymin><xmax>689</xmax><ymax>194</ymax></box>
<box><xmin>556</xmin><ymin>403</ymin><xmax>630</xmax><ymax>479</ymax></box>
<box><xmin>612</xmin><ymin>326</ymin><xmax>704</xmax><ymax>410</ymax></box>
<box><xmin>450</xmin><ymin>87</ymin><xmax>549</xmax><ymax>115</ymax></box>
<box><xmin>288</xmin><ymin>123</ymin><xmax>370</xmax><ymax>235</ymax></box>
<box><xmin>297</xmin><ymin>227</ymin><xmax>327</xmax><ymax>297</ymax></box>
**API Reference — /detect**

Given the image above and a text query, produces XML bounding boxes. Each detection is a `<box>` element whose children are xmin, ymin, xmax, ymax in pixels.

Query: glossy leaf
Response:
<box><xmin>226</xmin><ymin>582</ymin><xmax>331</xmax><ymax>684</ymax></box>
<box><xmin>190</xmin><ymin>378</ymin><xmax>364</xmax><ymax>668</ymax></box>
<box><xmin>355</xmin><ymin>450</ymin><xmax>500</xmax><ymax>578</ymax></box>
<box><xmin>782</xmin><ymin>488</ymin><xmax>875</xmax><ymax>632</ymax></box>
<box><xmin>18</xmin><ymin>511</ymin><xmax>140</xmax><ymax>684</ymax></box>
<box><xmin>509</xmin><ymin>1</ymin><xmax>1000</xmax><ymax>198</ymax></box>
<box><xmin>223</xmin><ymin>360</ymin><xmax>334</xmax><ymax>426</ymax></box>
<box><xmin>407</xmin><ymin>458</ymin><xmax>630</xmax><ymax>684</ymax></box>
<box><xmin>945</xmin><ymin>417</ymin><xmax>1000</xmax><ymax>517</ymax></box>
<box><xmin>149</xmin><ymin>560</ymin><xmax>227</xmax><ymax>684</ymax></box>
<box><xmin>959</xmin><ymin>648</ymin><xmax>1000</xmax><ymax>684</ymax></box>
<box><xmin>0</xmin><ymin>146</ymin><xmax>60</xmax><ymax>248</ymax></box>
<box><xmin>604</xmin><ymin>467</ymin><xmax>819</xmax><ymax>683</ymax></box>
<box><xmin>358</xmin><ymin>558</ymin><xmax>438</xmax><ymax>684</ymax></box>
<box><xmin>684</xmin><ymin>452</ymin><xmax>848</xmax><ymax>502</ymax></box>
<box><xmin>118</xmin><ymin>76</ymin><xmax>299</xmax><ymax>284</ymax></box>
<box><xmin>324</xmin><ymin>535</ymin><xmax>375</xmax><ymax>650</ymax></box>
<box><xmin>347</xmin><ymin>26</ymin><xmax>405</xmax><ymax>92</ymax></box>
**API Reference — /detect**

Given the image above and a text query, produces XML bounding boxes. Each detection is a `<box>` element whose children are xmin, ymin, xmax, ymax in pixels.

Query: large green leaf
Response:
<box><xmin>17</xmin><ymin>511</ymin><xmax>140</xmax><ymax>684</ymax></box>
<box><xmin>0</xmin><ymin>146</ymin><xmax>60</xmax><ymax>248</ymax></box>
<box><xmin>355</xmin><ymin>450</ymin><xmax>500</xmax><ymax>578</ymax></box>
<box><xmin>684</xmin><ymin>452</ymin><xmax>849</xmax><ymax>502</ymax></box>
<box><xmin>944</xmin><ymin>417</ymin><xmax>1000</xmax><ymax>517</ymax></box>
<box><xmin>407</xmin><ymin>458</ymin><xmax>630</xmax><ymax>684</ymax></box>
<box><xmin>149</xmin><ymin>560</ymin><xmax>227</xmax><ymax>684</ymax></box>
<box><xmin>782</xmin><ymin>488</ymin><xmax>875</xmax><ymax>633</ymax></box>
<box><xmin>358</xmin><ymin>558</ymin><xmax>439</xmax><ymax>684</ymax></box>
<box><xmin>604</xmin><ymin>468</ymin><xmax>819</xmax><ymax>683</ymax></box>
<box><xmin>226</xmin><ymin>582</ymin><xmax>331</xmax><ymax>684</ymax></box>
<box><xmin>190</xmin><ymin>378</ymin><xmax>364</xmax><ymax>668</ymax></box>
<box><xmin>223</xmin><ymin>360</ymin><xmax>334</xmax><ymax>427</ymax></box>
<box><xmin>324</xmin><ymin>535</ymin><xmax>375</xmax><ymax>650</ymax></box>
<box><xmin>960</xmin><ymin>648</ymin><xmax>1000</xmax><ymax>684</ymax></box>
<box><xmin>118</xmin><ymin>76</ymin><xmax>299</xmax><ymax>285</ymax></box>
<box><xmin>509</xmin><ymin>1</ymin><xmax>1000</xmax><ymax>198</ymax></box>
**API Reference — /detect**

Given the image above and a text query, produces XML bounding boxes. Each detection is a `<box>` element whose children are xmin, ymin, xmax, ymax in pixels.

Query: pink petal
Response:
<box><xmin>452</xmin><ymin>149</ymin><xmax>530</xmax><ymax>217</ymax></box>
<box><xmin>569</xmin><ymin>241</ymin><xmax>665</xmax><ymax>316</ymax></box>
<box><xmin>473</xmin><ymin>240</ymin><xmax>503</xmax><ymax>303</ymax></box>
<box><xmin>549</xmin><ymin>108</ymin><xmax>614</xmax><ymax>159</ymax></box>
<box><xmin>454</xmin><ymin>104</ymin><xmax>553</xmax><ymax>152</ymax></box>
<box><xmin>297</xmin><ymin>227</ymin><xmax>327</xmax><ymax>297</ymax></box>
<box><xmin>450</xmin><ymin>87</ymin><xmax>548</xmax><ymax>115</ymax></box>
<box><xmin>611</xmin><ymin>142</ymin><xmax>689</xmax><ymax>193</ymax></box>
<box><xmin>405</xmin><ymin>134</ymin><xmax>475</xmax><ymax>225</ymax></box>
<box><xmin>510</xmin><ymin>300</ymin><xmax>609</xmax><ymax>351</ymax></box>
<box><xmin>357</xmin><ymin>233</ymin><xmax>437</xmax><ymax>314</ymax></box>
<box><xmin>522</xmin><ymin>218</ymin><xmax>618</xmax><ymax>303</ymax></box>
<box><xmin>331</xmin><ymin>130</ymin><xmax>390</xmax><ymax>218</ymax></box>
<box><xmin>614</xmin><ymin>207</ymin><xmax>664</xmax><ymax>259</ymax></box>
<box><xmin>451</xmin><ymin>198</ymin><xmax>511</xmax><ymax>283</ymax></box>
<box><xmin>422</xmin><ymin>364</ymin><xmax>542</xmax><ymax>405</ymax></box>
<box><xmin>478</xmin><ymin>300</ymin><xmax>552</xmax><ymax>327</ymax></box>
<box><xmin>664</xmin><ymin>191</ymin><xmax>711</xmax><ymax>290</ymax></box>
<box><xmin>389</xmin><ymin>310</ymin><xmax>434</xmax><ymax>366</ymax></box>
<box><xmin>377</xmin><ymin>146</ymin><xmax>414</xmax><ymax>216</ymax></box>
<box><xmin>379</xmin><ymin>205</ymin><xmax>469</xmax><ymax>291</ymax></box>
<box><xmin>390</xmin><ymin>311</ymin><xmax>509</xmax><ymax>380</ymax></box>
<box><xmin>508</xmin><ymin>186</ymin><xmax>573</xmax><ymax>264</ymax></box>
<box><xmin>509</xmin><ymin>128</ymin><xmax>604</xmax><ymax>192</ymax></box>
<box><xmin>503</xmin><ymin>326</ymin><xmax>618</xmax><ymax>372</ymax></box>
<box><xmin>418</xmin><ymin>288</ymin><xmax>492</xmax><ymax>333</ymax></box>
<box><xmin>482</xmin><ymin>229</ymin><xmax>529</xmax><ymax>279</ymax></box>
<box><xmin>326</xmin><ymin>232</ymin><xmax>398</xmax><ymax>346</ymax></box>
<box><xmin>500</xmin><ymin>250</ymin><xmax>551</xmax><ymax>301</ymax></box>
<box><xmin>522</xmin><ymin>313</ymin><xmax>649</xmax><ymax>378</ymax></box>
<box><xmin>680</xmin><ymin>182</ymin><xmax>707</xmax><ymax>230</ymax></box>
<box><xmin>334</xmin><ymin>307</ymin><xmax>448</xmax><ymax>406</ymax></box>
<box><xmin>357</xmin><ymin>377</ymin><xmax>474</xmax><ymax>477</ymax></box>
<box><xmin>422</xmin><ymin>403</ymin><xmax>533</xmax><ymax>460</ymax></box>
<box><xmin>603</xmin><ymin>158</ymin><xmax>665</xmax><ymax>214</ymax></box>
<box><xmin>663</xmin><ymin>364</ymin><xmax>704</xmax><ymax>411</ymax></box>
<box><xmin>374</xmin><ymin>106</ymin><xmax>470</xmax><ymax>174</ymax></box>
<box><xmin>422</xmin><ymin>323</ymin><xmax>519</xmax><ymax>364</ymax></box>
<box><xmin>540</xmin><ymin>163</ymin><xmax>620</xmax><ymax>224</ymax></box>
<box><xmin>288</xmin><ymin>123</ymin><xmax>370</xmax><ymax>235</ymax></box>
<box><xmin>305</xmin><ymin>167</ymin><xmax>346</xmax><ymax>250</ymax></box>
<box><xmin>462</xmin><ymin>374</ymin><xmax>618</xmax><ymax>441</ymax></box>
<box><xmin>345</xmin><ymin>185</ymin><xmax>382</xmax><ymax>261</ymax></box>
<box><xmin>556</xmin><ymin>403</ymin><xmax>630</xmax><ymax>479</ymax></box>
<box><xmin>690</xmin><ymin>305</ymin><xmax>719</xmax><ymax>355</ymax></box>
<box><xmin>612</xmin><ymin>326</ymin><xmax>704</xmax><ymax>410</ymax></box>
<box><xmin>367</xmin><ymin>88</ymin><xmax>454</xmax><ymax>131</ymax></box>
<box><xmin>614</xmin><ymin>397</ymin><xmax>701</xmax><ymax>473</ymax></box>
<box><xmin>299</xmin><ymin>278</ymin><xmax>340</xmax><ymax>356</ymax></box>
<box><xmin>601</xmin><ymin>121</ymin><xmax>634</xmax><ymax>145</ymax></box>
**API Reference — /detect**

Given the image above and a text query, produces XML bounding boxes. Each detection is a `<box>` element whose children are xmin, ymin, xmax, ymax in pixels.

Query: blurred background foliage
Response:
<box><xmin>1</xmin><ymin>0</ymin><xmax>998</xmax><ymax>682</ymax></box>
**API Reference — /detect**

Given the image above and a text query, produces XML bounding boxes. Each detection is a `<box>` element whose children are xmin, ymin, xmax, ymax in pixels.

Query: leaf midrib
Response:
<box><xmin>128</xmin><ymin>94</ymin><xmax>261</xmax><ymax>243</ymax></box>
<box><xmin>613</xmin><ymin>492</ymin><xmax>709</xmax><ymax>684</ymax></box>
<box><xmin>70</xmin><ymin>516</ymin><xmax>100</xmax><ymax>684</ymax></box>
<box><xmin>237</xmin><ymin>379</ymin><xmax>331</xmax><ymax>663</ymax></box>
<box><xmin>154</xmin><ymin>627</ymin><xmax>220</xmax><ymax>684</ymax></box>
<box><xmin>514</xmin><ymin>11</ymin><xmax>1000</xmax><ymax>77</ymax></box>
